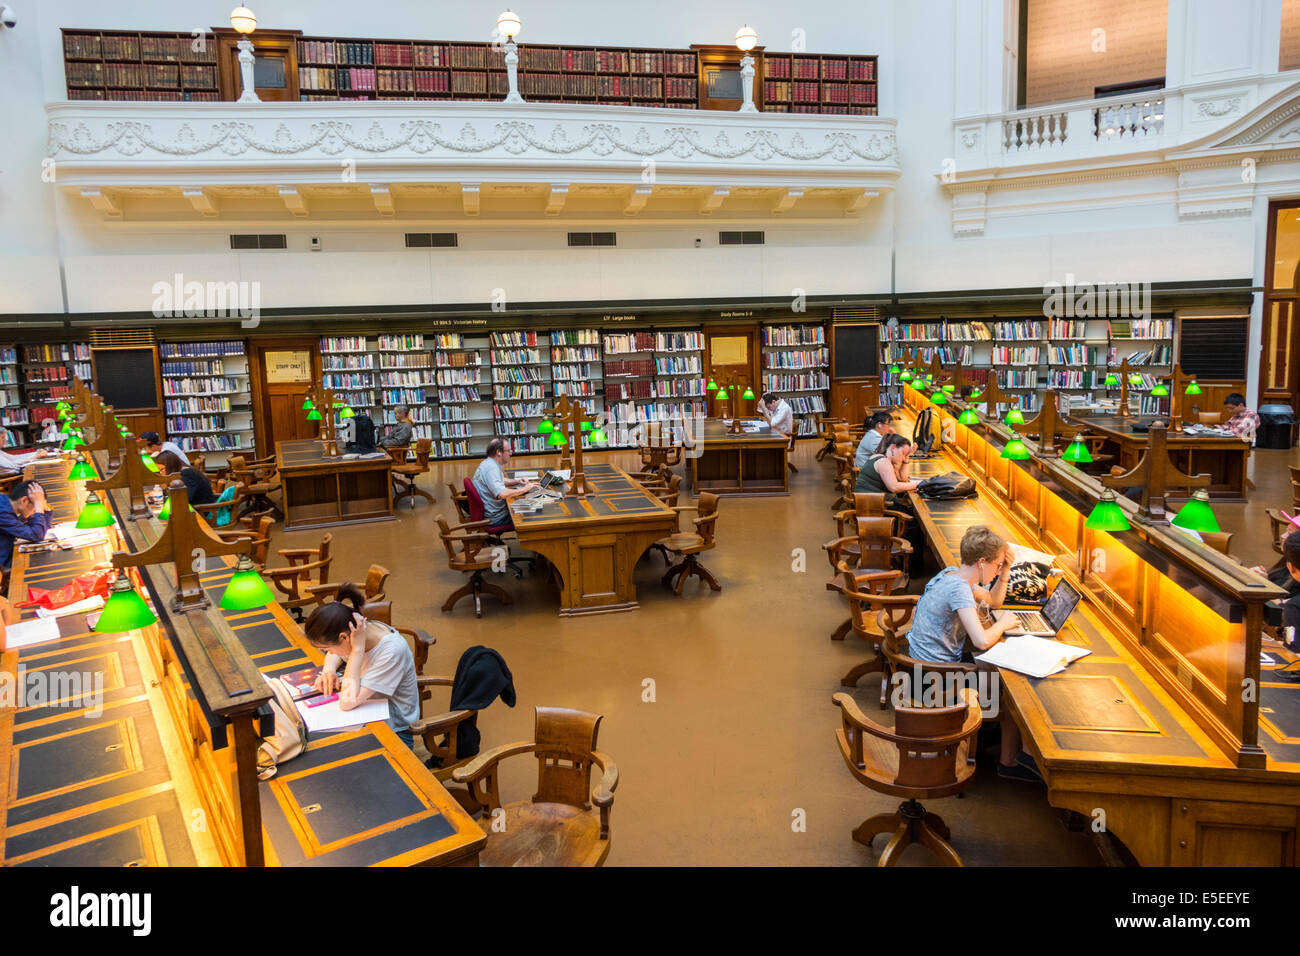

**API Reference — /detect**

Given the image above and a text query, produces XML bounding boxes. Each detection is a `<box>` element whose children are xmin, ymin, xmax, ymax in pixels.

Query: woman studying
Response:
<box><xmin>152</xmin><ymin>450</ymin><xmax>215</xmax><ymax>506</ymax></box>
<box><xmin>304</xmin><ymin>584</ymin><xmax>420</xmax><ymax>748</ymax></box>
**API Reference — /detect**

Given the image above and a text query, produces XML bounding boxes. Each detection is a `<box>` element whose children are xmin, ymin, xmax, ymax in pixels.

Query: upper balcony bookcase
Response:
<box><xmin>60</xmin><ymin>27</ymin><xmax>877</xmax><ymax>115</ymax></box>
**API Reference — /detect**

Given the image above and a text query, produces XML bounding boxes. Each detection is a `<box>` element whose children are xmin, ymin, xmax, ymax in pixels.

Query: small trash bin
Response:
<box><xmin>1257</xmin><ymin>404</ymin><xmax>1298</xmax><ymax>450</ymax></box>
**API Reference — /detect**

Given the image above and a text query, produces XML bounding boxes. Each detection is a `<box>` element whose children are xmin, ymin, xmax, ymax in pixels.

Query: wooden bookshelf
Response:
<box><xmin>761</xmin><ymin>323</ymin><xmax>829</xmax><ymax>435</ymax></box>
<box><xmin>61</xmin><ymin>29</ymin><xmax>219</xmax><ymax>101</ymax></box>
<box><xmin>319</xmin><ymin>335</ymin><xmax>378</xmax><ymax>423</ymax></box>
<box><xmin>433</xmin><ymin>333</ymin><xmax>491</xmax><ymax>459</ymax></box>
<box><xmin>490</xmin><ymin>330</ymin><xmax>551</xmax><ymax>454</ymax></box>
<box><xmin>376</xmin><ymin>334</ymin><xmax>436</xmax><ymax>446</ymax></box>
<box><xmin>159</xmin><ymin>341</ymin><xmax>255</xmax><ymax>462</ymax></box>
<box><xmin>761</xmin><ymin>53</ymin><xmax>878</xmax><ymax>115</ymax></box>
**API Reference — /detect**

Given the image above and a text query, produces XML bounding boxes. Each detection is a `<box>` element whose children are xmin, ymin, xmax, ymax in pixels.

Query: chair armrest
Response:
<box><xmin>891</xmin><ymin>537</ymin><xmax>914</xmax><ymax>554</ymax></box>
<box><xmin>397</xmin><ymin>626</ymin><xmax>435</xmax><ymax>649</ymax></box>
<box><xmin>454</xmin><ymin>519</ymin><xmax>492</xmax><ymax>531</ymax></box>
<box><xmin>265</xmin><ymin>558</ymin><xmax>330</xmax><ymax>580</ymax></box>
<box><xmin>409</xmin><ymin>709</ymin><xmax>475</xmax><ymax>736</ymax></box>
<box><xmin>277</xmin><ymin>547</ymin><xmax>321</xmax><ymax>559</ymax></box>
<box><xmin>671</xmin><ymin>505</ymin><xmax>699</xmax><ymax>514</ymax></box>
<box><xmin>590</xmin><ymin>749</ymin><xmax>619</xmax><ymax>807</ymax></box>
<box><xmin>450</xmin><ymin>741</ymin><xmax>537</xmax><ymax>785</ymax></box>
<box><xmin>416</xmin><ymin>675</ymin><xmax>453</xmax><ymax>687</ymax></box>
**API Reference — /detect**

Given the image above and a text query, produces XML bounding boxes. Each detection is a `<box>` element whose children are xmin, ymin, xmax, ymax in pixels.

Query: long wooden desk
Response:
<box><xmin>895</xmin><ymin>387</ymin><xmax>1300</xmax><ymax>865</ymax></box>
<box><xmin>277</xmin><ymin>440</ymin><xmax>395</xmax><ymax>531</ymax></box>
<box><xmin>1068</xmin><ymin>412</ymin><xmax>1251</xmax><ymax>501</ymax></box>
<box><xmin>507</xmin><ymin>462</ymin><xmax>677</xmax><ymax>616</ymax></box>
<box><xmin>1</xmin><ymin>449</ymin><xmax>483</xmax><ymax>867</ymax></box>
<box><xmin>689</xmin><ymin>418</ymin><xmax>789</xmax><ymax>496</ymax></box>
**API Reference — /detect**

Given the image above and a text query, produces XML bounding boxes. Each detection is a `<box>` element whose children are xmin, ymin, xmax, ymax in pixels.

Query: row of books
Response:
<box><xmin>552</xmin><ymin>347</ymin><xmax>602</xmax><ymax>363</ymax></box>
<box><xmin>604</xmin><ymin>359</ymin><xmax>656</xmax><ymax>378</ymax></box>
<box><xmin>554</xmin><ymin>381</ymin><xmax>598</xmax><ymax>396</ymax></box>
<box><xmin>606</xmin><ymin>400</ymin><xmax>707</xmax><ymax>425</ymax></box>
<box><xmin>492</xmin><ymin>366</ymin><xmax>545</xmax><ymax>383</ymax></box>
<box><xmin>161</xmin><ymin>341</ymin><xmax>242</xmax><ymax>358</ymax></box>
<box><xmin>71</xmin><ymin>89</ymin><xmax>220</xmax><ymax>101</ymax></box>
<box><xmin>25</xmin><ymin>367</ymin><xmax>70</xmax><ymax>383</ymax></box>
<box><xmin>379</xmin><ymin>388</ymin><xmax>427</xmax><ymax>405</ymax></box>
<box><xmin>990</xmin><ymin>346</ymin><xmax>1042</xmax><ymax>366</ymax></box>
<box><xmin>379</xmin><ymin>354</ymin><xmax>432</xmax><ymax>369</ymax></box>
<box><xmin>551</xmin><ymin>329</ymin><xmax>601</xmax><ymax>346</ymax></box>
<box><xmin>1046</xmin><ymin>345</ymin><xmax>1101</xmax><ymax>365</ymax></box>
<box><xmin>1048</xmin><ymin>319</ymin><xmax>1089</xmax><ymax>338</ymax></box>
<box><xmin>603</xmin><ymin>332</ymin><xmax>656</xmax><ymax>354</ymax></box>
<box><xmin>764</xmin><ymin>57</ymin><xmax>876</xmax><ymax>81</ymax></box>
<box><xmin>995</xmin><ymin>370</ymin><xmax>1040</xmax><ymax>389</ymax></box>
<box><xmin>494</xmin><ymin>384</ymin><xmax>546</xmax><ymax>400</ymax></box>
<box><xmin>655</xmin><ymin>331</ymin><xmax>704</xmax><ymax>352</ymax></box>
<box><xmin>177</xmin><ymin>434</ymin><xmax>250</xmax><ymax>453</ymax></box>
<box><xmin>495</xmin><ymin>403</ymin><xmax>548</xmax><ymax>419</ymax></box>
<box><xmin>762</xmin><ymin>325</ymin><xmax>826</xmax><ymax>346</ymax></box>
<box><xmin>786</xmin><ymin>396</ymin><xmax>828</xmax><ymax>414</ymax></box>
<box><xmin>435</xmin><ymin>369</ymin><xmax>482</xmax><ymax>386</ymax></box>
<box><xmin>166</xmin><ymin>415</ymin><xmax>226</xmax><ymax>433</ymax></box>
<box><xmin>490</xmin><ymin>348</ymin><xmax>546</xmax><ymax>365</ymax></box>
<box><xmin>322</xmin><ymin>373</ymin><xmax>375</xmax><ymax>390</ymax></box>
<box><xmin>436</xmin><ymin>352</ymin><xmax>481</xmax><ymax>368</ymax></box>
<box><xmin>322</xmin><ymin>354</ymin><xmax>375</xmax><ymax>370</ymax></box>
<box><xmin>165</xmin><ymin>396</ymin><xmax>232</xmax><ymax>414</ymax></box>
<box><xmin>25</xmin><ymin>344</ymin><xmax>90</xmax><ymax>362</ymax></box>
<box><xmin>161</xmin><ymin>360</ymin><xmax>231</xmax><ymax>377</ymax></box>
<box><xmin>655</xmin><ymin>356</ymin><xmax>702</xmax><ymax>375</ymax></box>
<box><xmin>64</xmin><ymin>33</ymin><xmax>215</xmax><ymax>62</ymax></box>
<box><xmin>763</xmin><ymin>372</ymin><xmax>831</xmax><ymax>391</ymax></box>
<box><xmin>762</xmin><ymin>349</ymin><xmax>828</xmax><ymax>370</ymax></box>
<box><xmin>66</xmin><ymin>62</ymin><xmax>215</xmax><ymax>89</ymax></box>
<box><xmin>162</xmin><ymin>376</ymin><xmax>240</xmax><ymax>396</ymax></box>
<box><xmin>1119</xmin><ymin>319</ymin><xmax>1174</xmax><ymax>339</ymax></box>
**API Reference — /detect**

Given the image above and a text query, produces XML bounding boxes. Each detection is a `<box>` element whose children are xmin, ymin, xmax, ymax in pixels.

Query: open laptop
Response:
<box><xmin>1000</xmin><ymin>579</ymin><xmax>1082</xmax><ymax>637</ymax></box>
<box><xmin>522</xmin><ymin>470</ymin><xmax>566</xmax><ymax>499</ymax></box>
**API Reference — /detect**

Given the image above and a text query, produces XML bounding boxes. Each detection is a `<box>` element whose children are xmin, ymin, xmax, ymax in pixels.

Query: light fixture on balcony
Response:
<box><xmin>230</xmin><ymin>6</ymin><xmax>259</xmax><ymax>103</ymax></box>
<box><xmin>497</xmin><ymin>10</ymin><xmax>525</xmax><ymax>104</ymax></box>
<box><xmin>735</xmin><ymin>25</ymin><xmax>759</xmax><ymax>113</ymax></box>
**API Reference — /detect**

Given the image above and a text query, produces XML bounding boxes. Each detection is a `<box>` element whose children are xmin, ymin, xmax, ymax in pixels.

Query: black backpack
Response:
<box><xmin>348</xmin><ymin>414</ymin><xmax>377</xmax><ymax>453</ymax></box>
<box><xmin>913</xmin><ymin>407</ymin><xmax>937</xmax><ymax>454</ymax></box>
<box><xmin>916</xmin><ymin>471</ymin><xmax>977</xmax><ymax>499</ymax></box>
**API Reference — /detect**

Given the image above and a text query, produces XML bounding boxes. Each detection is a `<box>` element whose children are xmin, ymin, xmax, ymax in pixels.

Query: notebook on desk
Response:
<box><xmin>977</xmin><ymin>635</ymin><xmax>1091</xmax><ymax>679</ymax></box>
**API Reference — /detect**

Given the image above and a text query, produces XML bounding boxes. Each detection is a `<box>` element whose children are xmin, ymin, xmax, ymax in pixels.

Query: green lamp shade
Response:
<box><xmin>1061</xmin><ymin>439</ymin><xmax>1093</xmax><ymax>464</ymax></box>
<box><xmin>1004</xmin><ymin>408</ymin><xmax>1025</xmax><ymax>426</ymax></box>
<box><xmin>1129</xmin><ymin>374</ymin><xmax>1143</xmax><ymax>386</ymax></box>
<box><xmin>94</xmin><ymin>576</ymin><xmax>158</xmax><ymax>633</ymax></box>
<box><xmin>61</xmin><ymin>434</ymin><xmax>85</xmax><ymax>451</ymax></box>
<box><xmin>942</xmin><ymin>385</ymin><xmax>955</xmax><ymax>393</ymax></box>
<box><xmin>158</xmin><ymin>497</ymin><xmax>195</xmax><ymax>522</ymax></box>
<box><xmin>590</xmin><ymin>428</ymin><xmax>608</xmax><ymax>443</ymax></box>
<box><xmin>930</xmin><ymin>391</ymin><xmax>948</xmax><ymax>405</ymax></box>
<box><xmin>1001</xmin><ymin>438</ymin><xmax>1031</xmax><ymax>460</ymax></box>
<box><xmin>333</xmin><ymin>400</ymin><xmax>345</xmax><ymax>407</ymax></box>
<box><xmin>546</xmin><ymin>431</ymin><xmax>568</xmax><ymax>447</ymax></box>
<box><xmin>306</xmin><ymin>409</ymin><xmax>322</xmax><ymax>421</ymax></box>
<box><xmin>340</xmin><ymin>406</ymin><xmax>355</xmax><ymax>418</ymax></box>
<box><xmin>706</xmin><ymin>379</ymin><xmax>717</xmax><ymax>391</ymax></box>
<box><xmin>56</xmin><ymin>401</ymin><xmax>71</xmax><ymax>411</ymax></box>
<box><xmin>538</xmin><ymin>419</ymin><xmax>555</xmax><ymax>435</ymax></box>
<box><xmin>1085</xmin><ymin>490</ymin><xmax>1130</xmax><ymax>532</ymax></box>
<box><xmin>1171</xmin><ymin>490</ymin><xmax>1220</xmax><ymax>534</ymax></box>
<box><xmin>900</xmin><ymin>371</ymin><xmax>913</xmax><ymax>382</ymax></box>
<box><xmin>302</xmin><ymin>397</ymin><xmax>315</xmax><ymax>410</ymax></box>
<box><xmin>742</xmin><ymin>387</ymin><xmax>756</xmax><ymax>400</ymax></box>
<box><xmin>957</xmin><ymin>409</ymin><xmax>979</xmax><ymax>426</ymax></box>
<box><xmin>1185</xmin><ymin>381</ymin><xmax>1202</xmax><ymax>396</ymax></box>
<box><xmin>68</xmin><ymin>460</ymin><xmax>96</xmax><ymax>481</ymax></box>
<box><xmin>220</xmin><ymin>557</ymin><xmax>275</xmax><ymax>611</ymax></box>
<box><xmin>1150</xmin><ymin>384</ymin><xmax>1169</xmax><ymax>397</ymax></box>
<box><xmin>142</xmin><ymin>453</ymin><xmax>160</xmax><ymax>473</ymax></box>
<box><xmin>1104</xmin><ymin>373</ymin><xmax>1119</xmax><ymax>387</ymax></box>
<box><xmin>715</xmin><ymin>388</ymin><xmax>729</xmax><ymax>400</ymax></box>
<box><xmin>889</xmin><ymin>364</ymin><xmax>901</xmax><ymax>374</ymax></box>
<box><xmin>580</xmin><ymin>421</ymin><xmax>593</xmax><ymax>432</ymax></box>
<box><xmin>969</xmin><ymin>388</ymin><xmax>982</xmax><ymax>399</ymax></box>
<box><xmin>75</xmin><ymin>494</ymin><xmax>114</xmax><ymax>529</ymax></box>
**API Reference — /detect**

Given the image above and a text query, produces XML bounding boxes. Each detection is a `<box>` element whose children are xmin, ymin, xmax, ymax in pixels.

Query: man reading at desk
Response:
<box><xmin>473</xmin><ymin>438</ymin><xmax>539</xmax><ymax>529</ymax></box>
<box><xmin>0</xmin><ymin>480</ymin><xmax>50</xmax><ymax>571</ymax></box>
<box><xmin>759</xmin><ymin>392</ymin><xmax>794</xmax><ymax>438</ymax></box>
<box><xmin>1222</xmin><ymin>393</ymin><xmax>1261</xmax><ymax>440</ymax></box>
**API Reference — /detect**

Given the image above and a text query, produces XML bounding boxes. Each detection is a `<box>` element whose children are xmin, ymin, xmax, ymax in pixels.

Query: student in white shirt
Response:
<box><xmin>760</xmin><ymin>392</ymin><xmax>794</xmax><ymax>438</ymax></box>
<box><xmin>0</xmin><ymin>447</ymin><xmax>51</xmax><ymax>473</ymax></box>
<box><xmin>140</xmin><ymin>432</ymin><xmax>191</xmax><ymax>467</ymax></box>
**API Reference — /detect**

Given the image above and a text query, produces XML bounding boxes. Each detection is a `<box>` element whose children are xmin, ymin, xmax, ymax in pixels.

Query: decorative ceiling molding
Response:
<box><xmin>370</xmin><ymin>184</ymin><xmax>395</xmax><ymax>217</ymax></box>
<box><xmin>623</xmin><ymin>185</ymin><xmax>652</xmax><ymax>217</ymax></box>
<box><xmin>181</xmin><ymin>187</ymin><xmax>218</xmax><ymax>217</ymax></box>
<box><xmin>278</xmin><ymin>186</ymin><xmax>309</xmax><ymax>218</ymax></box>
<box><xmin>699</xmin><ymin>187</ymin><xmax>729</xmax><ymax>215</ymax></box>
<box><xmin>81</xmin><ymin>188</ymin><xmax>121</xmax><ymax>219</ymax></box>
<box><xmin>544</xmin><ymin>184</ymin><xmax>568</xmax><ymax>216</ymax></box>
<box><xmin>461</xmin><ymin>183</ymin><xmax>480</xmax><ymax>217</ymax></box>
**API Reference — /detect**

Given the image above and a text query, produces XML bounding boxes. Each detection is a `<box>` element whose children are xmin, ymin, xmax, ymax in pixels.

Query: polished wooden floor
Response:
<box><xmin>269</xmin><ymin>440</ymin><xmax>1300</xmax><ymax>866</ymax></box>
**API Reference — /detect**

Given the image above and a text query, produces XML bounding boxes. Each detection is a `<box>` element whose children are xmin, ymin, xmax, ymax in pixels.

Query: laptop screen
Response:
<box><xmin>1042</xmin><ymin>580</ymin><xmax>1082</xmax><ymax>631</ymax></box>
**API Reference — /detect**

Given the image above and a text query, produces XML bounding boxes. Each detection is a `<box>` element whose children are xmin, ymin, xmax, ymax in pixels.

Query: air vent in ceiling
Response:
<box><xmin>720</xmin><ymin>231</ymin><xmax>765</xmax><ymax>245</ymax></box>
<box><xmin>230</xmin><ymin>234</ymin><xmax>287</xmax><ymax>250</ymax></box>
<box><xmin>405</xmin><ymin>233</ymin><xmax>459</xmax><ymax>248</ymax></box>
<box><xmin>90</xmin><ymin>328</ymin><xmax>156</xmax><ymax>347</ymax></box>
<box><xmin>567</xmin><ymin>232</ymin><xmax>616</xmax><ymax>247</ymax></box>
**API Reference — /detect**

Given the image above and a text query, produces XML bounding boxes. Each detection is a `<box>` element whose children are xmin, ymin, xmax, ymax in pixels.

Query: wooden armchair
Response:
<box><xmin>192</xmin><ymin>483</ymin><xmax>247</xmax><ymax>530</ymax></box>
<box><xmin>391</xmin><ymin>438</ymin><xmax>436</xmax><ymax>509</ymax></box>
<box><xmin>437</xmin><ymin>516</ymin><xmax>512</xmax><ymax>617</ymax></box>
<box><xmin>228</xmin><ymin>454</ymin><xmax>283</xmax><ymax>519</ymax></box>
<box><xmin>824</xmin><ymin>515</ymin><xmax>912</xmax><ymax>641</ymax></box>
<box><xmin>306</xmin><ymin>563</ymin><xmax>390</xmax><ymax>609</ymax></box>
<box><xmin>815</xmin><ymin>416</ymin><xmax>845</xmax><ymax>461</ymax></box>
<box><xmin>214</xmin><ymin>516</ymin><xmax>275</xmax><ymax>569</ymax></box>
<box><xmin>837</xmin><ymin>563</ymin><xmax>918</xmax><ymax>695</ymax></box>
<box><xmin>642</xmin><ymin>475</ymin><xmax>684</xmax><ymax>564</ymax></box>
<box><xmin>451</xmin><ymin>707</ymin><xmax>618</xmax><ymax>867</ymax></box>
<box><xmin>830</xmin><ymin>441</ymin><xmax>858</xmax><ymax>510</ymax></box>
<box><xmin>446</xmin><ymin>482</ymin><xmax>473</xmax><ymax>523</ymax></box>
<box><xmin>657</xmin><ymin>492</ymin><xmax>721</xmax><ymax>595</ymax></box>
<box><xmin>1267</xmin><ymin>509</ymin><xmax>1298</xmax><ymax>554</ymax></box>
<box><xmin>383</xmin><ymin>444</ymin><xmax>411</xmax><ymax>464</ymax></box>
<box><xmin>263</xmin><ymin>533</ymin><xmax>333</xmax><ymax>621</ymax></box>
<box><xmin>831</xmin><ymin>688</ymin><xmax>981</xmax><ymax>866</ymax></box>
<box><xmin>1197</xmin><ymin>411</ymin><xmax>1224</xmax><ymax>425</ymax></box>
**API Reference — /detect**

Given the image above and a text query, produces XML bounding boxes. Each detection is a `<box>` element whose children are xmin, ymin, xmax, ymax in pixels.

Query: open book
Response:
<box><xmin>977</xmin><ymin>635</ymin><xmax>1090</xmax><ymax>678</ymax></box>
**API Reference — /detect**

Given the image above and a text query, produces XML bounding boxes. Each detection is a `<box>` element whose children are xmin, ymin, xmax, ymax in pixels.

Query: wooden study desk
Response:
<box><xmin>1067</xmin><ymin>413</ymin><xmax>1251</xmax><ymax>501</ymax></box>
<box><xmin>1</xmin><ymin>450</ymin><xmax>484</xmax><ymax>867</ymax></box>
<box><xmin>276</xmin><ymin>440</ymin><xmax>395</xmax><ymax>531</ymax></box>
<box><xmin>507</xmin><ymin>462</ymin><xmax>677</xmax><ymax>616</ymax></box>
<box><xmin>689</xmin><ymin>418</ymin><xmax>789</xmax><ymax>496</ymax></box>
<box><xmin>894</xmin><ymin>387</ymin><xmax>1300</xmax><ymax>865</ymax></box>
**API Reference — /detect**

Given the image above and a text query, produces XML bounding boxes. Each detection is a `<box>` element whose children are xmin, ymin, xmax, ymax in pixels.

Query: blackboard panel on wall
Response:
<box><xmin>832</xmin><ymin>324</ymin><xmax>880</xmax><ymax>378</ymax></box>
<box><xmin>92</xmin><ymin>347</ymin><xmax>160</xmax><ymax>411</ymax></box>
<box><xmin>1179</xmin><ymin>316</ymin><xmax>1248</xmax><ymax>382</ymax></box>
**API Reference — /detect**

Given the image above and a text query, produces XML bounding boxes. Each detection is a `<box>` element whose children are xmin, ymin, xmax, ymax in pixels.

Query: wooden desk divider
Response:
<box><xmin>1113</xmin><ymin>356</ymin><xmax>1135</xmax><ymax>418</ymax></box>
<box><xmin>87</xmin><ymin>430</ymin><xmax>153</xmax><ymax>520</ymax></box>
<box><xmin>542</xmin><ymin>392</ymin><xmax>598</xmax><ymax>496</ymax></box>
<box><xmin>301</xmin><ymin>384</ymin><xmax>340</xmax><ymax>456</ymax></box>
<box><xmin>1168</xmin><ymin>363</ymin><xmax>1198</xmax><ymax>432</ymax></box>
<box><xmin>904</xmin><ymin>385</ymin><xmax>1285</xmax><ymax>770</ymax></box>
<box><xmin>84</xmin><ymin>407</ymin><xmax>127</xmax><ymax>469</ymax></box>
<box><xmin>1011</xmin><ymin>389</ymin><xmax>1083</xmax><ymax>457</ymax></box>
<box><xmin>1100</xmin><ymin>421</ymin><xmax>1211</xmax><ymax>522</ymax></box>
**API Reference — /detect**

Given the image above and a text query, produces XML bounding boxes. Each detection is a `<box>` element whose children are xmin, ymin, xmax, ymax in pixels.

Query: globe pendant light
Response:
<box><xmin>76</xmin><ymin>491</ymin><xmax>114</xmax><ymax>529</ymax></box>
<box><xmin>1061</xmin><ymin>439</ymin><xmax>1093</xmax><ymax>464</ymax></box>
<box><xmin>94</xmin><ymin>572</ymin><xmax>158</xmax><ymax>633</ymax></box>
<box><xmin>957</xmin><ymin>409</ymin><xmax>979</xmax><ymax>426</ymax></box>
<box><xmin>1104</xmin><ymin>373</ymin><xmax>1119</xmax><ymax>387</ymax></box>
<box><xmin>1001</xmin><ymin>438</ymin><xmax>1031</xmax><ymax>460</ymax></box>
<box><xmin>1185</xmin><ymin>381</ymin><xmax>1202</xmax><ymax>396</ymax></box>
<box><xmin>1171</xmin><ymin>489</ymin><xmax>1220</xmax><ymax>534</ymax></box>
<box><xmin>1004</xmin><ymin>407</ymin><xmax>1025</xmax><ymax>426</ymax></box>
<box><xmin>220</xmin><ymin>554</ymin><xmax>275</xmax><ymax>610</ymax></box>
<box><xmin>1150</xmin><ymin>384</ymin><xmax>1169</xmax><ymax>397</ymax></box>
<box><xmin>68</xmin><ymin>459</ymin><xmax>96</xmax><ymax>481</ymax></box>
<box><xmin>1085</xmin><ymin>489</ymin><xmax>1130</xmax><ymax>531</ymax></box>
<box><xmin>538</xmin><ymin>418</ymin><xmax>555</xmax><ymax>434</ymax></box>
<box><xmin>742</xmin><ymin>386</ymin><xmax>756</xmax><ymax>400</ymax></box>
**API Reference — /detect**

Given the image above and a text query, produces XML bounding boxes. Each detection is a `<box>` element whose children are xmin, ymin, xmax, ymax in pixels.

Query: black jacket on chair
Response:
<box><xmin>446</xmin><ymin>645</ymin><xmax>516</xmax><ymax>759</ymax></box>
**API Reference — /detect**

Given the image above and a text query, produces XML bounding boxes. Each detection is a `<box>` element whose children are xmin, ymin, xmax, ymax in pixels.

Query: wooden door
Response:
<box><xmin>690</xmin><ymin>44</ymin><xmax>763</xmax><ymax>111</ymax></box>
<box><xmin>704</xmin><ymin>324</ymin><xmax>760</xmax><ymax>418</ymax></box>
<box><xmin>249</xmin><ymin>339</ymin><xmax>320</xmax><ymax>453</ymax></box>
<box><xmin>215</xmin><ymin>29</ymin><xmax>300</xmax><ymax>102</ymax></box>
<box><xmin>830</xmin><ymin>381</ymin><xmax>879</xmax><ymax>428</ymax></box>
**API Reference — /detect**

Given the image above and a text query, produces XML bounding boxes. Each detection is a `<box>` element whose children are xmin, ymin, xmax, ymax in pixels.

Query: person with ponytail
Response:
<box><xmin>304</xmin><ymin>583</ymin><xmax>420</xmax><ymax>748</ymax></box>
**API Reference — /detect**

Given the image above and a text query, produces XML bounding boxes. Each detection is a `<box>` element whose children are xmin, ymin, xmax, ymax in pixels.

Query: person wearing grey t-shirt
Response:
<box><xmin>906</xmin><ymin>525</ymin><xmax>1041</xmax><ymax>782</ymax></box>
<box><xmin>379</xmin><ymin>405</ymin><xmax>415</xmax><ymax>448</ymax></box>
<box><xmin>472</xmin><ymin>438</ymin><xmax>538</xmax><ymax>528</ymax></box>
<box><xmin>304</xmin><ymin>584</ymin><xmax>420</xmax><ymax>748</ymax></box>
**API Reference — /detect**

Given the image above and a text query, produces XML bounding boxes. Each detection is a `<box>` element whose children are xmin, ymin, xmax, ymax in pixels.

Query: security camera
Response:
<box><xmin>694</xmin><ymin>238</ymin><xmax>701</xmax><ymax>247</ymax></box>
<box><xmin>0</xmin><ymin>7</ymin><xmax>16</xmax><ymax>29</ymax></box>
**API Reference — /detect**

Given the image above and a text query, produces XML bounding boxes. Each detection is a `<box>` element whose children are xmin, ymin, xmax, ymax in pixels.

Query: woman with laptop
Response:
<box><xmin>904</xmin><ymin>525</ymin><xmax>1043</xmax><ymax>783</ymax></box>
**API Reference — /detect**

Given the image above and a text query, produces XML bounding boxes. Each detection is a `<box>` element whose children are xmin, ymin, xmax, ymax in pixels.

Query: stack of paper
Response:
<box><xmin>3</xmin><ymin>617</ymin><xmax>61</xmax><ymax>650</ymax></box>
<box><xmin>977</xmin><ymin>635</ymin><xmax>1091</xmax><ymax>678</ymax></box>
<box><xmin>295</xmin><ymin>697</ymin><xmax>389</xmax><ymax>733</ymax></box>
